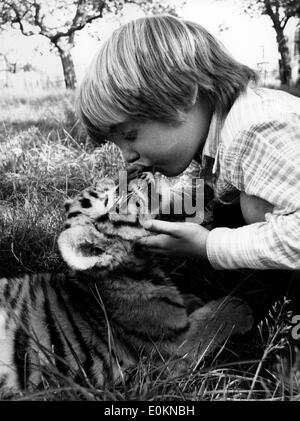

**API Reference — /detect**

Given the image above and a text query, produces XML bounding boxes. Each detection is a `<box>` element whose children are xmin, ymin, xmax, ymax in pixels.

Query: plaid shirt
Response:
<box><xmin>201</xmin><ymin>84</ymin><xmax>300</xmax><ymax>270</ymax></box>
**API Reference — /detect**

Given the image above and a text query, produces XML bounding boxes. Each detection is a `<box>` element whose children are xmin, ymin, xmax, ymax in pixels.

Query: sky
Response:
<box><xmin>0</xmin><ymin>0</ymin><xmax>298</xmax><ymax>83</ymax></box>
<box><xmin>73</xmin><ymin>0</ymin><xmax>282</xmax><ymax>80</ymax></box>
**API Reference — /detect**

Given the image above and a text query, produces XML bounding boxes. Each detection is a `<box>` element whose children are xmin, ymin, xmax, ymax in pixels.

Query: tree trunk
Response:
<box><xmin>60</xmin><ymin>49</ymin><xmax>77</xmax><ymax>89</ymax></box>
<box><xmin>275</xmin><ymin>25</ymin><xmax>292</xmax><ymax>86</ymax></box>
<box><xmin>296</xmin><ymin>33</ymin><xmax>300</xmax><ymax>89</ymax></box>
<box><xmin>54</xmin><ymin>40</ymin><xmax>77</xmax><ymax>89</ymax></box>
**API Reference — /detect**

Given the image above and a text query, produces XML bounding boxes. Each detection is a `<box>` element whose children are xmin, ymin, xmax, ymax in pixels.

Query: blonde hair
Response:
<box><xmin>77</xmin><ymin>14</ymin><xmax>258</xmax><ymax>144</ymax></box>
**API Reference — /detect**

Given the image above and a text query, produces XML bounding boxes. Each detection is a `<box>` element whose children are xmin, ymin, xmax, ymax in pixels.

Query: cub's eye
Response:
<box><xmin>122</xmin><ymin>130</ymin><xmax>137</xmax><ymax>142</ymax></box>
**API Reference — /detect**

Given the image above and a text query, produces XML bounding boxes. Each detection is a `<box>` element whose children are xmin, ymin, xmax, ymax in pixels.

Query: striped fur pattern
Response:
<box><xmin>0</xmin><ymin>174</ymin><xmax>253</xmax><ymax>392</ymax></box>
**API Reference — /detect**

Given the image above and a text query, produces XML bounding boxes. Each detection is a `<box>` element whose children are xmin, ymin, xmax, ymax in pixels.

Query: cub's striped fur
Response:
<box><xmin>0</xmin><ymin>174</ymin><xmax>253</xmax><ymax>392</ymax></box>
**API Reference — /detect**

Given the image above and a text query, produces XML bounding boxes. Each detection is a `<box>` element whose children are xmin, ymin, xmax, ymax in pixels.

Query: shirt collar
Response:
<box><xmin>199</xmin><ymin>83</ymin><xmax>257</xmax><ymax>175</ymax></box>
<box><xmin>200</xmin><ymin>112</ymin><xmax>222</xmax><ymax>175</ymax></box>
<box><xmin>202</xmin><ymin>112</ymin><xmax>219</xmax><ymax>159</ymax></box>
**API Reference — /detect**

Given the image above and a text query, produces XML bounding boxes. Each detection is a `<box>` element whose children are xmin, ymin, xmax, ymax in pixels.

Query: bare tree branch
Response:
<box><xmin>0</xmin><ymin>0</ymin><xmax>182</xmax><ymax>88</ymax></box>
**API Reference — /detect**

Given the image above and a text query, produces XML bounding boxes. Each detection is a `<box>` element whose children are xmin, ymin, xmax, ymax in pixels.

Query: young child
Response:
<box><xmin>76</xmin><ymin>14</ymin><xmax>300</xmax><ymax>271</ymax></box>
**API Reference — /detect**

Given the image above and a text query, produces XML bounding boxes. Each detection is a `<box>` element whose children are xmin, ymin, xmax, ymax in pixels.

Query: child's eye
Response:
<box><xmin>122</xmin><ymin>130</ymin><xmax>137</xmax><ymax>142</ymax></box>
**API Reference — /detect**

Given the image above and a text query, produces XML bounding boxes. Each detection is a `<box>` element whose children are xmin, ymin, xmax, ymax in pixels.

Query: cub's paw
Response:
<box><xmin>182</xmin><ymin>293</ymin><xmax>204</xmax><ymax>315</ymax></box>
<box><xmin>189</xmin><ymin>296</ymin><xmax>253</xmax><ymax>357</ymax></box>
<box><xmin>201</xmin><ymin>296</ymin><xmax>253</xmax><ymax>336</ymax></box>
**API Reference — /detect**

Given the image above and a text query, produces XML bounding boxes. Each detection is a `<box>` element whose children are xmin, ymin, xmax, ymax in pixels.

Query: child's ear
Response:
<box><xmin>57</xmin><ymin>225</ymin><xmax>113</xmax><ymax>271</ymax></box>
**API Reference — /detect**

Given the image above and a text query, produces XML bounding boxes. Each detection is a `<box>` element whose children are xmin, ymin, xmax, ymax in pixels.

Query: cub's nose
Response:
<box><xmin>127</xmin><ymin>164</ymin><xmax>154</xmax><ymax>181</ymax></box>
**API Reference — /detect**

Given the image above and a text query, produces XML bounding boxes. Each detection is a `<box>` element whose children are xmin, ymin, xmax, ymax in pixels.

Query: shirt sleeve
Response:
<box><xmin>206</xmin><ymin>117</ymin><xmax>300</xmax><ymax>270</ymax></box>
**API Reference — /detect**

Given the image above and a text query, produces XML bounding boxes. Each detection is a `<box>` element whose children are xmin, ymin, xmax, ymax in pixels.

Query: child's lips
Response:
<box><xmin>127</xmin><ymin>163</ymin><xmax>155</xmax><ymax>175</ymax></box>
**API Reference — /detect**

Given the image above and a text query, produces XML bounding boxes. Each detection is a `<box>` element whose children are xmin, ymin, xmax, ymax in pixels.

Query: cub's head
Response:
<box><xmin>57</xmin><ymin>173</ymin><xmax>166</xmax><ymax>272</ymax></box>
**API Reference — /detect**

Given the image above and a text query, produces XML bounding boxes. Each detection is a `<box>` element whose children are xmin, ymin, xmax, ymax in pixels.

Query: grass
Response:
<box><xmin>1</xmin><ymin>297</ymin><xmax>298</xmax><ymax>401</ymax></box>
<box><xmin>0</xmin><ymin>89</ymin><xmax>124</xmax><ymax>277</ymax></box>
<box><xmin>0</xmin><ymin>87</ymin><xmax>300</xmax><ymax>401</ymax></box>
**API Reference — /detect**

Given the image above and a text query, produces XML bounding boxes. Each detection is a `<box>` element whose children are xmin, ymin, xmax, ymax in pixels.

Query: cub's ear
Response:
<box><xmin>57</xmin><ymin>225</ymin><xmax>113</xmax><ymax>271</ymax></box>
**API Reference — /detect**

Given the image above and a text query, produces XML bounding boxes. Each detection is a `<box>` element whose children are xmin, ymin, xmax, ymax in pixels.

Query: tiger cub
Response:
<box><xmin>0</xmin><ymin>174</ymin><xmax>253</xmax><ymax>392</ymax></box>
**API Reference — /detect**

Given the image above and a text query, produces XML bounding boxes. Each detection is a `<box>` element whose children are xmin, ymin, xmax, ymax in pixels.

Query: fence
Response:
<box><xmin>0</xmin><ymin>69</ymin><xmax>64</xmax><ymax>90</ymax></box>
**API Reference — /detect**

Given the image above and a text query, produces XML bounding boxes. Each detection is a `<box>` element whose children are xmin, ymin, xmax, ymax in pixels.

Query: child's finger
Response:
<box><xmin>142</xmin><ymin>247</ymin><xmax>170</xmax><ymax>255</ymax></box>
<box><xmin>142</xmin><ymin>220</ymin><xmax>181</xmax><ymax>237</ymax></box>
<box><xmin>136</xmin><ymin>234</ymin><xmax>172</xmax><ymax>249</ymax></box>
<box><xmin>136</xmin><ymin>234</ymin><xmax>164</xmax><ymax>248</ymax></box>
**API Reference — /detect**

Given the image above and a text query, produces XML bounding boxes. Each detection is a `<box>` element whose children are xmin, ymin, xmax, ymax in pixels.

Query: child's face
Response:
<box><xmin>111</xmin><ymin>101</ymin><xmax>212</xmax><ymax>177</ymax></box>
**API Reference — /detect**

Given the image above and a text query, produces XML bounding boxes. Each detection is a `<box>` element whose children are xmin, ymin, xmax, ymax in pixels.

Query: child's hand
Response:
<box><xmin>136</xmin><ymin>220</ymin><xmax>209</xmax><ymax>259</ymax></box>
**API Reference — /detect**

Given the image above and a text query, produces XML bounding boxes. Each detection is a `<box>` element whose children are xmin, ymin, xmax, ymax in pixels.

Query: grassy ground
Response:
<box><xmin>0</xmin><ymin>89</ymin><xmax>124</xmax><ymax>277</ymax></box>
<box><xmin>0</xmin><ymin>87</ymin><xmax>300</xmax><ymax>401</ymax></box>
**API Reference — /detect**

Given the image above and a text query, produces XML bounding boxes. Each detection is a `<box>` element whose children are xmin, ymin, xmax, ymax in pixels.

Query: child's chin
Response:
<box><xmin>163</xmin><ymin>165</ymin><xmax>189</xmax><ymax>177</ymax></box>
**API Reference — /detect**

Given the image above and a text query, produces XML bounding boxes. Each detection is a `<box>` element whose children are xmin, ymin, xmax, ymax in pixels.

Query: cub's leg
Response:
<box><xmin>171</xmin><ymin>296</ymin><xmax>253</xmax><ymax>359</ymax></box>
<box><xmin>181</xmin><ymin>293</ymin><xmax>204</xmax><ymax>315</ymax></box>
<box><xmin>153</xmin><ymin>296</ymin><xmax>253</xmax><ymax>368</ymax></box>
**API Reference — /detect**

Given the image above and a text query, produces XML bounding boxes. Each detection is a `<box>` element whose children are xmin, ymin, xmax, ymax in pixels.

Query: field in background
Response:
<box><xmin>0</xmin><ymin>87</ymin><xmax>300</xmax><ymax>400</ymax></box>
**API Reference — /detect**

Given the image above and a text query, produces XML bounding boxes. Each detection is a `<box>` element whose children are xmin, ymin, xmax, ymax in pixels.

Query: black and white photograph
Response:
<box><xmin>0</xmin><ymin>0</ymin><xmax>300</xmax><ymax>403</ymax></box>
